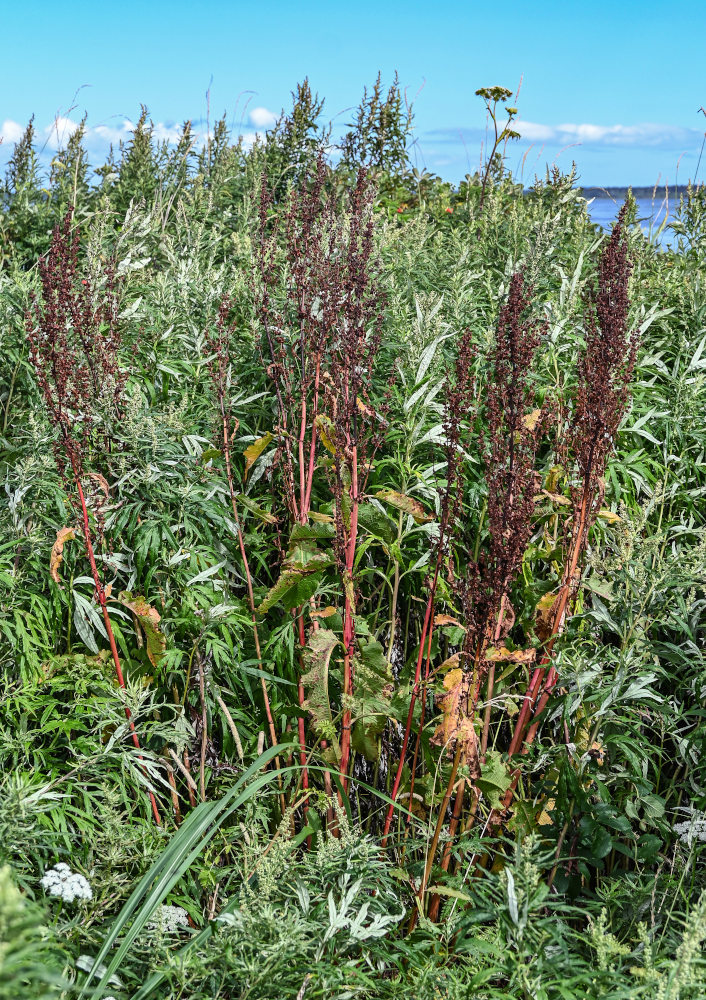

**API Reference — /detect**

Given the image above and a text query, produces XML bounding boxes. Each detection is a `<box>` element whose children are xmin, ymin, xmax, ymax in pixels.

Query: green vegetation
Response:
<box><xmin>2</xmin><ymin>79</ymin><xmax>706</xmax><ymax>999</ymax></box>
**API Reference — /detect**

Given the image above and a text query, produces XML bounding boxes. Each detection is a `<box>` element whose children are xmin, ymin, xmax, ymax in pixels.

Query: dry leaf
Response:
<box><xmin>535</xmin><ymin>592</ymin><xmax>558</xmax><ymax>642</ymax></box>
<box><xmin>88</xmin><ymin>473</ymin><xmax>110</xmax><ymax>500</ymax></box>
<box><xmin>434</xmin><ymin>614</ymin><xmax>465</xmax><ymax>629</ymax></box>
<box><xmin>431</xmin><ymin>668</ymin><xmax>480</xmax><ymax>777</ymax></box>
<box><xmin>522</xmin><ymin>408</ymin><xmax>542</xmax><ymax>432</ymax></box>
<box><xmin>375</xmin><ymin>489</ymin><xmax>433</xmax><ymax>524</ymax></box>
<box><xmin>311</xmin><ymin>606</ymin><xmax>337</xmax><ymax>619</ymax></box>
<box><xmin>485</xmin><ymin>645</ymin><xmax>537</xmax><ymax>664</ymax></box>
<box><xmin>50</xmin><ymin>527</ymin><xmax>76</xmax><ymax>585</ymax></box>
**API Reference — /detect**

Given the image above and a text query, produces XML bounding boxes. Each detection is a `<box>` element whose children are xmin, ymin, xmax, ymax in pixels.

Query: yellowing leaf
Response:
<box><xmin>535</xmin><ymin>490</ymin><xmax>571</xmax><ymax>506</ymax></box>
<box><xmin>311</xmin><ymin>605</ymin><xmax>337</xmax><ymax>619</ymax></box>
<box><xmin>485</xmin><ymin>646</ymin><xmax>537</xmax><ymax>664</ymax></box>
<box><xmin>598</xmin><ymin>508</ymin><xmax>622</xmax><ymax>524</ymax></box>
<box><xmin>117</xmin><ymin>592</ymin><xmax>166</xmax><ymax>667</ymax></box>
<box><xmin>243</xmin><ymin>432</ymin><xmax>273</xmax><ymax>480</ymax></box>
<box><xmin>522</xmin><ymin>408</ymin><xmax>542</xmax><ymax>432</ymax></box>
<box><xmin>375</xmin><ymin>489</ymin><xmax>433</xmax><ymax>524</ymax></box>
<box><xmin>314</xmin><ymin>414</ymin><xmax>338</xmax><ymax>456</ymax></box>
<box><xmin>310</xmin><ymin>510</ymin><xmax>334</xmax><ymax>524</ymax></box>
<box><xmin>544</xmin><ymin>465</ymin><xmax>565</xmax><ymax>493</ymax></box>
<box><xmin>50</xmin><ymin>527</ymin><xmax>76</xmax><ymax>585</ymax></box>
<box><xmin>431</xmin><ymin>668</ymin><xmax>480</xmax><ymax>776</ymax></box>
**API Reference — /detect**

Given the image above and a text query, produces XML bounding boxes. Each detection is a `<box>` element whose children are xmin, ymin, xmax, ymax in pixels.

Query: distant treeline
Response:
<box><xmin>579</xmin><ymin>185</ymin><xmax>695</xmax><ymax>199</ymax></box>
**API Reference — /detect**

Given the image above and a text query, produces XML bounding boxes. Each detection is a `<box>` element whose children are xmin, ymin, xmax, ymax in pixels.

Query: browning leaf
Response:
<box><xmin>301</xmin><ymin>628</ymin><xmax>340</xmax><ymax>760</ymax></box>
<box><xmin>434</xmin><ymin>614</ymin><xmax>465</xmax><ymax>628</ymax></box>
<box><xmin>50</xmin><ymin>527</ymin><xmax>76</xmax><ymax>585</ymax></box>
<box><xmin>88</xmin><ymin>473</ymin><xmax>110</xmax><ymax>500</ymax></box>
<box><xmin>431</xmin><ymin>668</ymin><xmax>480</xmax><ymax>777</ymax></box>
<box><xmin>374</xmin><ymin>489</ymin><xmax>433</xmax><ymax>524</ymax></box>
<box><xmin>522</xmin><ymin>408</ymin><xmax>542</xmax><ymax>432</ymax></box>
<box><xmin>117</xmin><ymin>591</ymin><xmax>166</xmax><ymax>667</ymax></box>
<box><xmin>535</xmin><ymin>592</ymin><xmax>559</xmax><ymax>642</ymax></box>
<box><xmin>485</xmin><ymin>646</ymin><xmax>537</xmax><ymax>664</ymax></box>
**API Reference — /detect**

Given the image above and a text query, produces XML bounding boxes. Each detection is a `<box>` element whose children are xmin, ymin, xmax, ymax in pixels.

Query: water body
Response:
<box><xmin>584</xmin><ymin>190</ymin><xmax>680</xmax><ymax>246</ymax></box>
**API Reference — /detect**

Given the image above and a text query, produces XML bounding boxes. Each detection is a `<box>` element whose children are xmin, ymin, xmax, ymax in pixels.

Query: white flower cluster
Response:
<box><xmin>40</xmin><ymin>863</ymin><xmax>93</xmax><ymax>902</ymax></box>
<box><xmin>147</xmin><ymin>903</ymin><xmax>190</xmax><ymax>933</ymax></box>
<box><xmin>674</xmin><ymin>810</ymin><xmax>706</xmax><ymax>846</ymax></box>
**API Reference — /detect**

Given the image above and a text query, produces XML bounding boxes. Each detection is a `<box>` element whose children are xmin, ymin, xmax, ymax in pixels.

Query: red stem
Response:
<box><xmin>74</xmin><ymin>474</ymin><xmax>161</xmax><ymax>825</ymax></box>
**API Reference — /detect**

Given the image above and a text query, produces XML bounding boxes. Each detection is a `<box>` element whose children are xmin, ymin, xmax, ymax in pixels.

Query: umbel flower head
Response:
<box><xmin>147</xmin><ymin>903</ymin><xmax>190</xmax><ymax>933</ymax></box>
<box><xmin>40</xmin><ymin>862</ymin><xmax>93</xmax><ymax>903</ymax></box>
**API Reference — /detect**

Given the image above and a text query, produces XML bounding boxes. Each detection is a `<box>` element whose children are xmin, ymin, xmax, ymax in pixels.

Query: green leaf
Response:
<box><xmin>257</xmin><ymin>542</ymin><xmax>334</xmax><ymax>614</ymax></box>
<box><xmin>475</xmin><ymin>750</ymin><xmax>511</xmax><ymax>811</ymax></box>
<box><xmin>117</xmin><ymin>592</ymin><xmax>167</xmax><ymax>667</ymax></box>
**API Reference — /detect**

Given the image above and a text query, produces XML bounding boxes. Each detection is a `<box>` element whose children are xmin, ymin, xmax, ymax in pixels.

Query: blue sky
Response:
<box><xmin>1</xmin><ymin>0</ymin><xmax>705</xmax><ymax>186</ymax></box>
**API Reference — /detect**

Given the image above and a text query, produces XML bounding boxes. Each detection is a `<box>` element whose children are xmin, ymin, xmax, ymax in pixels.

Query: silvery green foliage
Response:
<box><xmin>40</xmin><ymin>862</ymin><xmax>92</xmax><ymax>903</ymax></box>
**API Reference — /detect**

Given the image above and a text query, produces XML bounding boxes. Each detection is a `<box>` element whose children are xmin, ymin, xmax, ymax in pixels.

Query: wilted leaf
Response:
<box><xmin>244</xmin><ymin>432</ymin><xmax>273</xmax><ymax>480</ymax></box>
<box><xmin>431</xmin><ymin>668</ymin><xmax>480</xmax><ymax>776</ymax></box>
<box><xmin>301</xmin><ymin>628</ymin><xmax>340</xmax><ymax>760</ymax></box>
<box><xmin>375</xmin><ymin>489</ymin><xmax>433</xmax><ymax>524</ymax></box>
<box><xmin>485</xmin><ymin>646</ymin><xmax>536</xmax><ymax>664</ymax></box>
<box><xmin>522</xmin><ymin>408</ymin><xmax>542</xmax><ymax>432</ymax></box>
<box><xmin>535</xmin><ymin>592</ymin><xmax>558</xmax><ymax>642</ymax></box>
<box><xmin>117</xmin><ymin>591</ymin><xmax>166</xmax><ymax>667</ymax></box>
<box><xmin>311</xmin><ymin>606</ymin><xmax>337</xmax><ymax>619</ymax></box>
<box><xmin>50</xmin><ymin>527</ymin><xmax>76</xmax><ymax>585</ymax></box>
<box><xmin>434</xmin><ymin>614</ymin><xmax>465</xmax><ymax>628</ymax></box>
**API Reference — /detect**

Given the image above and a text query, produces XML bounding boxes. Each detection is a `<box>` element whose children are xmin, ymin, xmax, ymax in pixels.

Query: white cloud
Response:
<box><xmin>249</xmin><ymin>106</ymin><xmax>277</xmax><ymax>129</ymax></box>
<box><xmin>429</xmin><ymin>120</ymin><xmax>703</xmax><ymax>151</ymax></box>
<box><xmin>0</xmin><ymin>119</ymin><xmax>25</xmax><ymax>144</ymax></box>
<box><xmin>91</xmin><ymin>120</ymin><xmax>135</xmax><ymax>146</ymax></box>
<box><xmin>153</xmin><ymin>122</ymin><xmax>185</xmax><ymax>143</ymax></box>
<box><xmin>44</xmin><ymin>116</ymin><xmax>80</xmax><ymax>150</ymax></box>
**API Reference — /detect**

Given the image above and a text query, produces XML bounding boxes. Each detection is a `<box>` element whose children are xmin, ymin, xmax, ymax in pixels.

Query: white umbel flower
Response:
<box><xmin>674</xmin><ymin>809</ymin><xmax>706</xmax><ymax>846</ymax></box>
<box><xmin>40</xmin><ymin>862</ymin><xmax>93</xmax><ymax>903</ymax></box>
<box><xmin>147</xmin><ymin>903</ymin><xmax>189</xmax><ymax>933</ymax></box>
